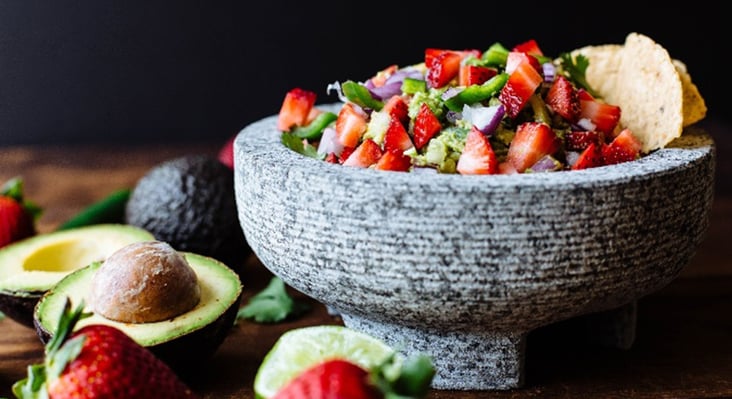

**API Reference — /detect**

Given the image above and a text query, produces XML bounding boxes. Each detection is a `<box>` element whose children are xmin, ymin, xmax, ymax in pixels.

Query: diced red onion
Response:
<box><xmin>445</xmin><ymin>110</ymin><xmax>462</xmax><ymax>124</ymax></box>
<box><xmin>441</xmin><ymin>87</ymin><xmax>462</xmax><ymax>101</ymax></box>
<box><xmin>542</xmin><ymin>62</ymin><xmax>556</xmax><ymax>83</ymax></box>
<box><xmin>574</xmin><ymin>118</ymin><xmax>596</xmax><ymax>131</ymax></box>
<box><xmin>528</xmin><ymin>154</ymin><xmax>562</xmax><ymax>172</ymax></box>
<box><xmin>317</xmin><ymin>127</ymin><xmax>344</xmax><ymax>157</ymax></box>
<box><xmin>565</xmin><ymin>151</ymin><xmax>580</xmax><ymax>167</ymax></box>
<box><xmin>326</xmin><ymin>81</ymin><xmax>348</xmax><ymax>103</ymax></box>
<box><xmin>368</xmin><ymin>81</ymin><xmax>403</xmax><ymax>101</ymax></box>
<box><xmin>462</xmin><ymin>104</ymin><xmax>505</xmax><ymax>136</ymax></box>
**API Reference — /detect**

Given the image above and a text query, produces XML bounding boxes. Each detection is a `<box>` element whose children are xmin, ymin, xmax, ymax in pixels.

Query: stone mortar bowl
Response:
<box><xmin>234</xmin><ymin>104</ymin><xmax>715</xmax><ymax>390</ymax></box>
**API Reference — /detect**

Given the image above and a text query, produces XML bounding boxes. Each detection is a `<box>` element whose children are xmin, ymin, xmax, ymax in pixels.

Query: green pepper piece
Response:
<box><xmin>528</xmin><ymin>94</ymin><xmax>551</xmax><ymax>124</ymax></box>
<box><xmin>401</xmin><ymin>78</ymin><xmax>426</xmax><ymax>95</ymax></box>
<box><xmin>482</xmin><ymin>42</ymin><xmax>509</xmax><ymax>67</ymax></box>
<box><xmin>444</xmin><ymin>73</ymin><xmax>509</xmax><ymax>112</ymax></box>
<box><xmin>291</xmin><ymin>111</ymin><xmax>337</xmax><ymax>140</ymax></box>
<box><xmin>56</xmin><ymin>189</ymin><xmax>131</xmax><ymax>231</ymax></box>
<box><xmin>341</xmin><ymin>80</ymin><xmax>384</xmax><ymax>110</ymax></box>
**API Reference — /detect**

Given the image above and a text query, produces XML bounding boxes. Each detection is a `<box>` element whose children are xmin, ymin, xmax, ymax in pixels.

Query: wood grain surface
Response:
<box><xmin>0</xmin><ymin>123</ymin><xmax>730</xmax><ymax>398</ymax></box>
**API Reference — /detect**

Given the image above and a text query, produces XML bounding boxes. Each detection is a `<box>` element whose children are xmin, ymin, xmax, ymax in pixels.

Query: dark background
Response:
<box><xmin>0</xmin><ymin>1</ymin><xmax>726</xmax><ymax>146</ymax></box>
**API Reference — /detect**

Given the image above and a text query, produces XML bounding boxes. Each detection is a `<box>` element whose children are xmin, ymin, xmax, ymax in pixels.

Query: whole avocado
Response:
<box><xmin>125</xmin><ymin>154</ymin><xmax>245</xmax><ymax>259</ymax></box>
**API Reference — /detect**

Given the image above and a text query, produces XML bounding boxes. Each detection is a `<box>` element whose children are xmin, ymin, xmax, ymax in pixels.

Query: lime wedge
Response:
<box><xmin>254</xmin><ymin>325</ymin><xmax>395</xmax><ymax>399</ymax></box>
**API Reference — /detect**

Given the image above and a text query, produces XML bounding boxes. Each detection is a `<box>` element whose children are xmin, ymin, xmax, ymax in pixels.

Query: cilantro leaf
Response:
<box><xmin>237</xmin><ymin>277</ymin><xmax>310</xmax><ymax>324</ymax></box>
<box><xmin>281</xmin><ymin>133</ymin><xmax>324</xmax><ymax>160</ymax></box>
<box><xmin>558</xmin><ymin>52</ymin><xmax>599</xmax><ymax>98</ymax></box>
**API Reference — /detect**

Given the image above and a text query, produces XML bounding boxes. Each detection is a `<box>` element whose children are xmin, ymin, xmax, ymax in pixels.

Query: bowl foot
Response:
<box><xmin>571</xmin><ymin>300</ymin><xmax>637</xmax><ymax>350</ymax></box>
<box><xmin>341</xmin><ymin>313</ymin><xmax>526</xmax><ymax>390</ymax></box>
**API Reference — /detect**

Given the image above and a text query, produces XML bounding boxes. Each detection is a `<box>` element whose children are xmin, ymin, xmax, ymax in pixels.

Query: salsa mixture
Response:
<box><xmin>276</xmin><ymin>39</ymin><xmax>644</xmax><ymax>174</ymax></box>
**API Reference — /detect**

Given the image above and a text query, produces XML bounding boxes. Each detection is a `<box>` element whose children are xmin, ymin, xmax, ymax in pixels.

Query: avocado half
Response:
<box><xmin>0</xmin><ymin>224</ymin><xmax>154</xmax><ymax>327</ymax></box>
<box><xmin>33</xmin><ymin>252</ymin><xmax>243</xmax><ymax>373</ymax></box>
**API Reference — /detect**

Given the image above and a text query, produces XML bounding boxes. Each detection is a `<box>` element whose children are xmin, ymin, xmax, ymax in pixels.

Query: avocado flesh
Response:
<box><xmin>0</xmin><ymin>224</ymin><xmax>154</xmax><ymax>327</ymax></box>
<box><xmin>34</xmin><ymin>252</ymin><xmax>242</xmax><ymax>369</ymax></box>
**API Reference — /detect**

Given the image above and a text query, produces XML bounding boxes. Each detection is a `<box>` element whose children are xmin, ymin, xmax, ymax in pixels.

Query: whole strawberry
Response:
<box><xmin>0</xmin><ymin>177</ymin><xmax>40</xmax><ymax>249</ymax></box>
<box><xmin>272</xmin><ymin>354</ymin><xmax>435</xmax><ymax>399</ymax></box>
<box><xmin>12</xmin><ymin>299</ymin><xmax>199</xmax><ymax>399</ymax></box>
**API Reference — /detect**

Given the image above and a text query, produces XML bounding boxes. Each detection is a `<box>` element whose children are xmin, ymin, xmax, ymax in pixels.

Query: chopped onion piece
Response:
<box><xmin>462</xmin><ymin>104</ymin><xmax>505</xmax><ymax>136</ymax></box>
<box><xmin>542</xmin><ymin>62</ymin><xmax>556</xmax><ymax>83</ymax></box>
<box><xmin>445</xmin><ymin>110</ymin><xmax>462</xmax><ymax>124</ymax></box>
<box><xmin>575</xmin><ymin>118</ymin><xmax>596</xmax><ymax>131</ymax></box>
<box><xmin>317</xmin><ymin>127</ymin><xmax>344</xmax><ymax>156</ymax></box>
<box><xmin>528</xmin><ymin>154</ymin><xmax>562</xmax><ymax>172</ymax></box>
<box><xmin>326</xmin><ymin>81</ymin><xmax>348</xmax><ymax>103</ymax></box>
<box><xmin>441</xmin><ymin>87</ymin><xmax>462</xmax><ymax>101</ymax></box>
<box><xmin>565</xmin><ymin>151</ymin><xmax>580</xmax><ymax>167</ymax></box>
<box><xmin>368</xmin><ymin>81</ymin><xmax>403</xmax><ymax>101</ymax></box>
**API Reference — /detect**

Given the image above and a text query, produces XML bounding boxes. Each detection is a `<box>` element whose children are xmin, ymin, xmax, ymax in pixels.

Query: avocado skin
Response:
<box><xmin>0</xmin><ymin>290</ymin><xmax>42</xmax><ymax>328</ymax></box>
<box><xmin>34</xmin><ymin>292</ymin><xmax>242</xmax><ymax>376</ymax></box>
<box><xmin>125</xmin><ymin>155</ymin><xmax>246</xmax><ymax>259</ymax></box>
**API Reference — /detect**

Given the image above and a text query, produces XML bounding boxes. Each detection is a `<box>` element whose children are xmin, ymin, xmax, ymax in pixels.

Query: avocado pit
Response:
<box><xmin>90</xmin><ymin>241</ymin><xmax>201</xmax><ymax>324</ymax></box>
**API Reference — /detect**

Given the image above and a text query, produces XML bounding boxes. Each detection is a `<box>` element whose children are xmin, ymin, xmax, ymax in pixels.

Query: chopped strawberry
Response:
<box><xmin>335</xmin><ymin>103</ymin><xmax>368</xmax><ymax>148</ymax></box>
<box><xmin>342</xmin><ymin>139</ymin><xmax>382</xmax><ymax>168</ymax></box>
<box><xmin>545</xmin><ymin>75</ymin><xmax>579</xmax><ymax>122</ymax></box>
<box><xmin>339</xmin><ymin>146</ymin><xmax>355</xmax><ymax>164</ymax></box>
<box><xmin>276</xmin><ymin>88</ymin><xmax>317</xmax><ymax>131</ymax></box>
<box><xmin>412</xmin><ymin>103</ymin><xmax>442</xmax><ymax>150</ymax></box>
<box><xmin>505</xmin><ymin>51</ymin><xmax>541</xmax><ymax>75</ymax></box>
<box><xmin>426</xmin><ymin>50</ymin><xmax>463</xmax><ymax>88</ymax></box>
<box><xmin>602</xmin><ymin>128</ymin><xmax>642</xmax><ymax>165</ymax></box>
<box><xmin>459</xmin><ymin>65</ymin><xmax>497</xmax><ymax>86</ymax></box>
<box><xmin>383</xmin><ymin>117</ymin><xmax>414</xmax><ymax>153</ymax></box>
<box><xmin>456</xmin><ymin>127</ymin><xmax>498</xmax><ymax>175</ymax></box>
<box><xmin>506</xmin><ymin>122</ymin><xmax>560</xmax><ymax>172</ymax></box>
<box><xmin>0</xmin><ymin>196</ymin><xmax>34</xmax><ymax>249</ymax></box>
<box><xmin>498</xmin><ymin>161</ymin><xmax>518</xmax><ymax>175</ymax></box>
<box><xmin>565</xmin><ymin>130</ymin><xmax>604</xmax><ymax>151</ymax></box>
<box><xmin>369</xmin><ymin>64</ymin><xmax>398</xmax><ymax>87</ymax></box>
<box><xmin>499</xmin><ymin>60</ymin><xmax>543</xmax><ymax>119</ymax></box>
<box><xmin>382</xmin><ymin>95</ymin><xmax>409</xmax><ymax>128</ymax></box>
<box><xmin>325</xmin><ymin>152</ymin><xmax>338</xmax><ymax>163</ymax></box>
<box><xmin>217</xmin><ymin>134</ymin><xmax>236</xmax><ymax>169</ymax></box>
<box><xmin>375</xmin><ymin>150</ymin><xmax>412</xmax><ymax>172</ymax></box>
<box><xmin>578</xmin><ymin>89</ymin><xmax>621</xmax><ymax>134</ymax></box>
<box><xmin>512</xmin><ymin>39</ymin><xmax>544</xmax><ymax>56</ymax></box>
<box><xmin>571</xmin><ymin>142</ymin><xmax>604</xmax><ymax>170</ymax></box>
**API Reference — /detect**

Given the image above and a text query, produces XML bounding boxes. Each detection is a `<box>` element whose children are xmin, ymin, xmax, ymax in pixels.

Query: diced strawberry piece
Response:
<box><xmin>217</xmin><ymin>134</ymin><xmax>235</xmax><ymax>170</ymax></box>
<box><xmin>578</xmin><ymin>89</ymin><xmax>621</xmax><ymax>134</ymax></box>
<box><xmin>305</xmin><ymin>107</ymin><xmax>322</xmax><ymax>125</ymax></box>
<box><xmin>375</xmin><ymin>149</ymin><xmax>412</xmax><ymax>172</ymax></box>
<box><xmin>369</xmin><ymin>64</ymin><xmax>398</xmax><ymax>87</ymax></box>
<box><xmin>459</xmin><ymin>65</ymin><xmax>497</xmax><ymax>86</ymax></box>
<box><xmin>276</xmin><ymin>88</ymin><xmax>317</xmax><ymax>131</ymax></box>
<box><xmin>498</xmin><ymin>161</ymin><xmax>518</xmax><ymax>175</ymax></box>
<box><xmin>565</xmin><ymin>130</ymin><xmax>604</xmax><ymax>151</ymax></box>
<box><xmin>342</xmin><ymin>139</ymin><xmax>383</xmax><ymax>168</ymax></box>
<box><xmin>382</xmin><ymin>95</ymin><xmax>409</xmax><ymax>128</ymax></box>
<box><xmin>457</xmin><ymin>127</ymin><xmax>498</xmax><ymax>175</ymax></box>
<box><xmin>325</xmin><ymin>152</ymin><xmax>338</xmax><ymax>163</ymax></box>
<box><xmin>571</xmin><ymin>142</ymin><xmax>604</xmax><ymax>170</ymax></box>
<box><xmin>383</xmin><ymin>116</ymin><xmax>414</xmax><ymax>153</ymax></box>
<box><xmin>512</xmin><ymin>39</ymin><xmax>544</xmax><ymax>56</ymax></box>
<box><xmin>506</xmin><ymin>122</ymin><xmax>560</xmax><ymax>172</ymax></box>
<box><xmin>339</xmin><ymin>146</ymin><xmax>355</xmax><ymax>164</ymax></box>
<box><xmin>602</xmin><ymin>129</ymin><xmax>642</xmax><ymax>165</ymax></box>
<box><xmin>412</xmin><ymin>103</ymin><xmax>442</xmax><ymax>150</ymax></box>
<box><xmin>499</xmin><ymin>61</ymin><xmax>543</xmax><ymax>119</ymax></box>
<box><xmin>505</xmin><ymin>51</ymin><xmax>541</xmax><ymax>75</ymax></box>
<box><xmin>335</xmin><ymin>103</ymin><xmax>368</xmax><ymax>147</ymax></box>
<box><xmin>425</xmin><ymin>49</ymin><xmax>480</xmax><ymax>69</ymax></box>
<box><xmin>545</xmin><ymin>75</ymin><xmax>579</xmax><ymax>122</ymax></box>
<box><xmin>426</xmin><ymin>50</ymin><xmax>463</xmax><ymax>88</ymax></box>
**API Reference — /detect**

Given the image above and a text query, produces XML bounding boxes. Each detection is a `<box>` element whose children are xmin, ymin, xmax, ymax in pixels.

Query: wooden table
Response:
<box><xmin>0</xmin><ymin>120</ymin><xmax>730</xmax><ymax>398</ymax></box>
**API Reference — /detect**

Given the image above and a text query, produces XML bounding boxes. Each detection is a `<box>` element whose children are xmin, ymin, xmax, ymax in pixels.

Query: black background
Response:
<box><xmin>0</xmin><ymin>1</ymin><xmax>726</xmax><ymax>146</ymax></box>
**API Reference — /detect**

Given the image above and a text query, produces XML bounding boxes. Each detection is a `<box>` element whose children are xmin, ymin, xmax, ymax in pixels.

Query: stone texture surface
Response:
<box><xmin>234</xmin><ymin>105</ymin><xmax>716</xmax><ymax>390</ymax></box>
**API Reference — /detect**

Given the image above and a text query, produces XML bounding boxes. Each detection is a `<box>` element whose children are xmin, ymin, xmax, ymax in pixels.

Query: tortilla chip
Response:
<box><xmin>673</xmin><ymin>59</ymin><xmax>707</xmax><ymax>127</ymax></box>
<box><xmin>571</xmin><ymin>33</ymin><xmax>704</xmax><ymax>153</ymax></box>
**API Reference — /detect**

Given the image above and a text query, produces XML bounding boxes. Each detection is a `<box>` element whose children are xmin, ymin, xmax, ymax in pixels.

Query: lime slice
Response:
<box><xmin>254</xmin><ymin>325</ymin><xmax>395</xmax><ymax>399</ymax></box>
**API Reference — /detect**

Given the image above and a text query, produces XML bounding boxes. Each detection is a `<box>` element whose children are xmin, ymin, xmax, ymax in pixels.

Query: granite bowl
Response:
<box><xmin>234</xmin><ymin>104</ymin><xmax>715</xmax><ymax>390</ymax></box>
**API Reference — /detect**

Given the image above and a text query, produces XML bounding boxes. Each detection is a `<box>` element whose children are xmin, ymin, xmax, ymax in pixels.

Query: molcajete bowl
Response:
<box><xmin>234</xmin><ymin>104</ymin><xmax>715</xmax><ymax>390</ymax></box>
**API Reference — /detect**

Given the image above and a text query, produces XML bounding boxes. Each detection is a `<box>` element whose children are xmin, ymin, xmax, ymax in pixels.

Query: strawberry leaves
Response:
<box><xmin>1</xmin><ymin>177</ymin><xmax>42</xmax><ymax>221</ymax></box>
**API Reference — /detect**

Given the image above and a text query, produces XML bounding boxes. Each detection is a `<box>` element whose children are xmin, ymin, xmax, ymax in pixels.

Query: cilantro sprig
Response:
<box><xmin>236</xmin><ymin>276</ymin><xmax>310</xmax><ymax>324</ymax></box>
<box><xmin>558</xmin><ymin>52</ymin><xmax>600</xmax><ymax>98</ymax></box>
